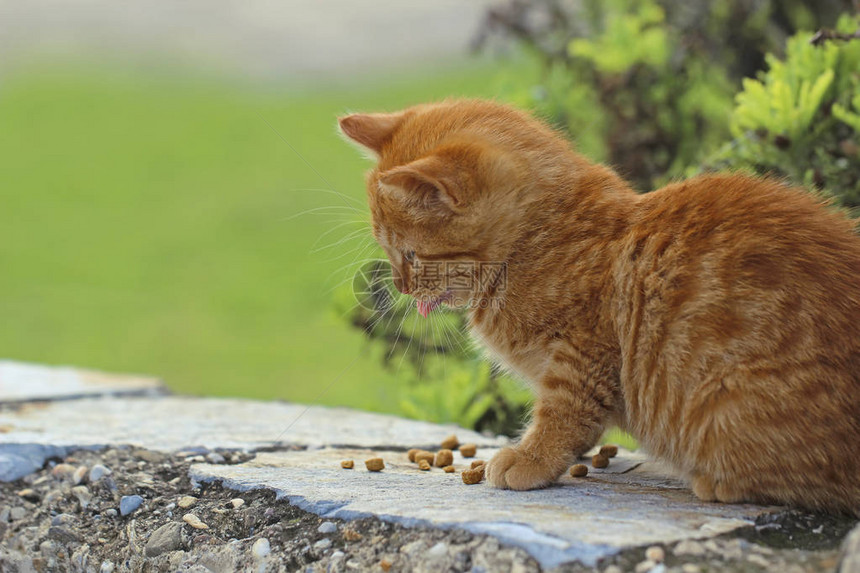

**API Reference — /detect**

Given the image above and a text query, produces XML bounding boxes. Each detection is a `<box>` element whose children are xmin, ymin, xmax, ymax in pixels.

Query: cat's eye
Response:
<box><xmin>404</xmin><ymin>250</ymin><xmax>416</xmax><ymax>263</ymax></box>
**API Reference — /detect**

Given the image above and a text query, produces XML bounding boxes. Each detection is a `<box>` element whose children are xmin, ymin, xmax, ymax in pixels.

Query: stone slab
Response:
<box><xmin>0</xmin><ymin>396</ymin><xmax>506</xmax><ymax>480</ymax></box>
<box><xmin>191</xmin><ymin>448</ymin><xmax>778</xmax><ymax>569</ymax></box>
<box><xmin>0</xmin><ymin>360</ymin><xmax>165</xmax><ymax>403</ymax></box>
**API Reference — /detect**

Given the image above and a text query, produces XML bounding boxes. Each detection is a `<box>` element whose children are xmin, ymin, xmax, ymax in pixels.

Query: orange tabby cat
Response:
<box><xmin>339</xmin><ymin>99</ymin><xmax>860</xmax><ymax>513</ymax></box>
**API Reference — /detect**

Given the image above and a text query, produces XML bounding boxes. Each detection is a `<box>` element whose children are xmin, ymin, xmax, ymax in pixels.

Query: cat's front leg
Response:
<box><xmin>486</xmin><ymin>358</ymin><xmax>616</xmax><ymax>490</ymax></box>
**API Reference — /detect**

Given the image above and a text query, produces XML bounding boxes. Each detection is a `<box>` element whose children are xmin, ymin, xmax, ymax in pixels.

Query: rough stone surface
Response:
<box><xmin>190</xmin><ymin>448</ymin><xmax>777</xmax><ymax>569</ymax></box>
<box><xmin>0</xmin><ymin>360</ymin><xmax>163</xmax><ymax>403</ymax></box>
<box><xmin>0</xmin><ymin>443</ymin><xmax>75</xmax><ymax>482</ymax></box>
<box><xmin>0</xmin><ymin>396</ymin><xmax>505</xmax><ymax>470</ymax></box>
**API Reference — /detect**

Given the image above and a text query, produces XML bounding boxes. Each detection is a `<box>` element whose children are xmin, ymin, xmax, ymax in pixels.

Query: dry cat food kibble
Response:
<box><xmin>443</xmin><ymin>465</ymin><xmax>456</xmax><ymax>473</ymax></box>
<box><xmin>459</xmin><ymin>443</ymin><xmax>477</xmax><ymax>458</ymax></box>
<box><xmin>365</xmin><ymin>457</ymin><xmax>385</xmax><ymax>472</ymax></box>
<box><xmin>434</xmin><ymin>449</ymin><xmax>454</xmax><ymax>467</ymax></box>
<box><xmin>407</xmin><ymin>449</ymin><xmax>420</xmax><ymax>462</ymax></box>
<box><xmin>440</xmin><ymin>434</ymin><xmax>459</xmax><ymax>450</ymax></box>
<box><xmin>462</xmin><ymin>465</ymin><xmax>485</xmax><ymax>485</ymax></box>
<box><xmin>471</xmin><ymin>460</ymin><xmax>485</xmax><ymax>469</ymax></box>
<box><xmin>340</xmin><ymin>460</ymin><xmax>354</xmax><ymax>469</ymax></box>
<box><xmin>599</xmin><ymin>444</ymin><xmax>619</xmax><ymax>458</ymax></box>
<box><xmin>570</xmin><ymin>464</ymin><xmax>588</xmax><ymax>478</ymax></box>
<box><xmin>418</xmin><ymin>459</ymin><xmax>431</xmax><ymax>471</ymax></box>
<box><xmin>414</xmin><ymin>451</ymin><xmax>435</xmax><ymax>465</ymax></box>
<box><xmin>592</xmin><ymin>454</ymin><xmax>609</xmax><ymax>469</ymax></box>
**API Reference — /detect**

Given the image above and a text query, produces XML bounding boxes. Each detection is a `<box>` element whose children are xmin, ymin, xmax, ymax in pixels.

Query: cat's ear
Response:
<box><xmin>337</xmin><ymin>112</ymin><xmax>405</xmax><ymax>155</ymax></box>
<box><xmin>378</xmin><ymin>155</ymin><xmax>463</xmax><ymax>213</ymax></box>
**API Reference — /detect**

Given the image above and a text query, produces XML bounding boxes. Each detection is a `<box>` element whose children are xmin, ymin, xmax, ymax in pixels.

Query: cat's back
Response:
<box><xmin>630</xmin><ymin>173</ymin><xmax>860</xmax><ymax>301</ymax></box>
<box><xmin>616</xmin><ymin>174</ymin><xmax>860</xmax><ymax>511</ymax></box>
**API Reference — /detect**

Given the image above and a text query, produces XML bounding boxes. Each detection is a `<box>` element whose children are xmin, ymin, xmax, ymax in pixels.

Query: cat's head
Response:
<box><xmin>338</xmin><ymin>100</ymin><xmax>553</xmax><ymax>315</ymax></box>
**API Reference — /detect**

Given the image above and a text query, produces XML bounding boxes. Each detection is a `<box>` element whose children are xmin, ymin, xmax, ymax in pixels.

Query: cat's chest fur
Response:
<box><xmin>469</xmin><ymin>308</ymin><xmax>553</xmax><ymax>383</ymax></box>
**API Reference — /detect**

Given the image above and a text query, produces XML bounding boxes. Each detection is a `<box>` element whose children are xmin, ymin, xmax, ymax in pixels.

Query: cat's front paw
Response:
<box><xmin>485</xmin><ymin>446</ymin><xmax>559</xmax><ymax>490</ymax></box>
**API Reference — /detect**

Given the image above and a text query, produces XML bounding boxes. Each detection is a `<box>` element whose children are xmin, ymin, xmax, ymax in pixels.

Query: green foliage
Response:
<box><xmin>477</xmin><ymin>0</ymin><xmax>851</xmax><ymax>191</ymax></box>
<box><xmin>568</xmin><ymin>0</ymin><xmax>670</xmax><ymax>73</ymax></box>
<box><xmin>706</xmin><ymin>15</ymin><xmax>860</xmax><ymax>208</ymax></box>
<box><xmin>399</xmin><ymin>363</ymin><xmax>532</xmax><ymax>435</ymax></box>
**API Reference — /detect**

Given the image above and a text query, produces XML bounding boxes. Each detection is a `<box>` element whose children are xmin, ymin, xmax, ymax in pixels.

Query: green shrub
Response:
<box><xmin>704</xmin><ymin>15</ymin><xmax>860</xmax><ymax>209</ymax></box>
<box><xmin>476</xmin><ymin>0</ymin><xmax>851</xmax><ymax>191</ymax></box>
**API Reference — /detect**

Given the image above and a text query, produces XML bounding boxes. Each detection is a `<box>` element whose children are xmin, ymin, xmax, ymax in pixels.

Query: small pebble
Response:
<box><xmin>313</xmin><ymin>538</ymin><xmax>332</xmax><ymax>551</ymax></box>
<box><xmin>70</xmin><ymin>485</ymin><xmax>91</xmax><ymax>507</ymax></box>
<box><xmin>379</xmin><ymin>558</ymin><xmax>392</xmax><ymax>571</ymax></box>
<box><xmin>427</xmin><ymin>542</ymin><xmax>448</xmax><ymax>560</ymax></box>
<box><xmin>681</xmin><ymin>565</ymin><xmax>701</xmax><ymax>573</ymax></box>
<box><xmin>592</xmin><ymin>454</ymin><xmax>609</xmax><ymax>469</ymax></box>
<box><xmin>51</xmin><ymin>464</ymin><xmax>76</xmax><ymax>479</ymax></box>
<box><xmin>9</xmin><ymin>507</ymin><xmax>26</xmax><ymax>521</ymax></box>
<box><xmin>252</xmin><ymin>537</ymin><xmax>271</xmax><ymax>558</ymax></box>
<box><xmin>418</xmin><ymin>459</ymin><xmax>431</xmax><ymax>471</ymax></box>
<box><xmin>318</xmin><ymin>521</ymin><xmax>337</xmax><ymax>534</ymax></box>
<box><xmin>89</xmin><ymin>465</ymin><xmax>112</xmax><ymax>482</ymax></box>
<box><xmin>43</xmin><ymin>490</ymin><xmax>63</xmax><ymax>504</ymax></box>
<box><xmin>434</xmin><ymin>449</ymin><xmax>454</xmax><ymax>467</ymax></box>
<box><xmin>51</xmin><ymin>513</ymin><xmax>75</xmax><ymax>526</ymax></box>
<box><xmin>645</xmin><ymin>546</ymin><xmax>664</xmax><ymax>563</ymax></box>
<box><xmin>100</xmin><ymin>561</ymin><xmax>115</xmax><ymax>573</ymax></box>
<box><xmin>331</xmin><ymin>550</ymin><xmax>345</xmax><ymax>560</ymax></box>
<box><xmin>177</xmin><ymin>496</ymin><xmax>198</xmax><ymax>509</ymax></box>
<box><xmin>17</xmin><ymin>488</ymin><xmax>38</xmax><ymax>502</ymax></box>
<box><xmin>674</xmin><ymin>539</ymin><xmax>706</xmax><ymax>556</ymax></box>
<box><xmin>365</xmin><ymin>457</ymin><xmax>385</xmax><ymax>472</ymax></box>
<box><xmin>440</xmin><ymin>434</ymin><xmax>459</xmax><ymax>450</ymax></box>
<box><xmin>634</xmin><ymin>559</ymin><xmax>656</xmax><ymax>573</ymax></box>
<box><xmin>570</xmin><ymin>464</ymin><xmax>588</xmax><ymax>478</ymax></box>
<box><xmin>206</xmin><ymin>452</ymin><xmax>226</xmax><ymax>464</ymax></box>
<box><xmin>182</xmin><ymin>513</ymin><xmax>209</xmax><ymax>529</ymax></box>
<box><xmin>459</xmin><ymin>444</ymin><xmax>477</xmax><ymax>457</ymax></box>
<box><xmin>443</xmin><ymin>465</ymin><xmax>456</xmax><ymax>473</ymax></box>
<box><xmin>603</xmin><ymin>566</ymin><xmax>623</xmax><ymax>573</ymax></box>
<box><xmin>72</xmin><ymin>465</ymin><xmax>88</xmax><ymax>485</ymax></box>
<box><xmin>747</xmin><ymin>554</ymin><xmax>770</xmax><ymax>567</ymax></box>
<box><xmin>119</xmin><ymin>495</ymin><xmax>144</xmax><ymax>516</ymax></box>
<box><xmin>341</xmin><ymin>460</ymin><xmax>354</xmax><ymax>469</ymax></box>
<box><xmin>230</xmin><ymin>498</ymin><xmax>245</xmax><ymax>509</ymax></box>
<box><xmin>102</xmin><ymin>509</ymin><xmax>118</xmax><ymax>518</ymax></box>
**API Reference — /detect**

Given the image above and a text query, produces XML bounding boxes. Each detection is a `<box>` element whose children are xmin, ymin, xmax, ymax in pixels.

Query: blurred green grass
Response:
<box><xmin>0</xmin><ymin>60</ymin><xmax>526</xmax><ymax>413</ymax></box>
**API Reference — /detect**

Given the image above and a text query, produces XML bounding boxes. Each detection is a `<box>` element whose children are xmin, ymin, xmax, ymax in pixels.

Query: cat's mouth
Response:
<box><xmin>415</xmin><ymin>290</ymin><xmax>453</xmax><ymax>318</ymax></box>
